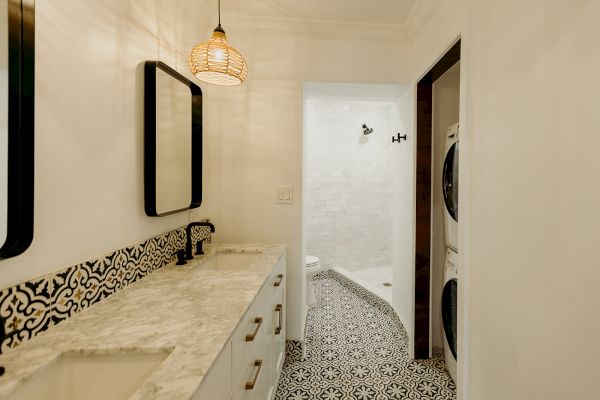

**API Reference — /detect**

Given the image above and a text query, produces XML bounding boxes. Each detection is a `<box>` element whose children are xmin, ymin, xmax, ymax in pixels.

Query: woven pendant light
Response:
<box><xmin>188</xmin><ymin>0</ymin><xmax>248</xmax><ymax>86</ymax></box>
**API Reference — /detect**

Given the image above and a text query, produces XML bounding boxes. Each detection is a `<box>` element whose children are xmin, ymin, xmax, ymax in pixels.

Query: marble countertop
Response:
<box><xmin>0</xmin><ymin>243</ymin><xmax>287</xmax><ymax>399</ymax></box>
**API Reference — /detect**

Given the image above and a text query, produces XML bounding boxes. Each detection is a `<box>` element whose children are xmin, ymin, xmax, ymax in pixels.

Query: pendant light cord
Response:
<box><xmin>214</xmin><ymin>0</ymin><xmax>224</xmax><ymax>32</ymax></box>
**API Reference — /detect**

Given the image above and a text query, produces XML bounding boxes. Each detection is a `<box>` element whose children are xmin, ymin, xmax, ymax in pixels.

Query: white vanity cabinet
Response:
<box><xmin>193</xmin><ymin>254</ymin><xmax>286</xmax><ymax>400</ymax></box>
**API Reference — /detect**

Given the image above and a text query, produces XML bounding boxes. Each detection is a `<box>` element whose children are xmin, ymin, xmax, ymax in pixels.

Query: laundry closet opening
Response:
<box><xmin>301</xmin><ymin>82</ymin><xmax>415</xmax><ymax>346</ymax></box>
<box><xmin>414</xmin><ymin>40</ymin><xmax>461</xmax><ymax>385</ymax></box>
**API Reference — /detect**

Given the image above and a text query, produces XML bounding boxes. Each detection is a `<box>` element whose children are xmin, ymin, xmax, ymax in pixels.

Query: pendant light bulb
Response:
<box><xmin>188</xmin><ymin>0</ymin><xmax>248</xmax><ymax>86</ymax></box>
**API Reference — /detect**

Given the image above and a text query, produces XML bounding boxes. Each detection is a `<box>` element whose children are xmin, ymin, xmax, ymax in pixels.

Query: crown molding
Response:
<box><xmin>222</xmin><ymin>14</ymin><xmax>410</xmax><ymax>43</ymax></box>
<box><xmin>405</xmin><ymin>0</ymin><xmax>442</xmax><ymax>39</ymax></box>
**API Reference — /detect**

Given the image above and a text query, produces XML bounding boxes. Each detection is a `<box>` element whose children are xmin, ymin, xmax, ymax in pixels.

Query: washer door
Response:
<box><xmin>443</xmin><ymin>142</ymin><xmax>459</xmax><ymax>222</ymax></box>
<box><xmin>442</xmin><ymin>278</ymin><xmax>458</xmax><ymax>359</ymax></box>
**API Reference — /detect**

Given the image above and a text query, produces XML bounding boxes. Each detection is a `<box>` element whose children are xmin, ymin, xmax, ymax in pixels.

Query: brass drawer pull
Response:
<box><xmin>275</xmin><ymin>304</ymin><xmax>283</xmax><ymax>335</ymax></box>
<box><xmin>245</xmin><ymin>360</ymin><xmax>263</xmax><ymax>390</ymax></box>
<box><xmin>245</xmin><ymin>317</ymin><xmax>263</xmax><ymax>341</ymax></box>
<box><xmin>274</xmin><ymin>274</ymin><xmax>284</xmax><ymax>287</ymax></box>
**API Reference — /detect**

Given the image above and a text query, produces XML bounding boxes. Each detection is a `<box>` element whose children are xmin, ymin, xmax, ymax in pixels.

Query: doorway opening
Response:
<box><xmin>301</xmin><ymin>82</ymin><xmax>414</xmax><ymax>320</ymax></box>
<box><xmin>414</xmin><ymin>40</ymin><xmax>461</xmax><ymax>363</ymax></box>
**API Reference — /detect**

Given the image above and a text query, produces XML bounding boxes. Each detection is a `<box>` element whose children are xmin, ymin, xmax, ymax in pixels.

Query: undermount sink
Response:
<box><xmin>197</xmin><ymin>251</ymin><xmax>262</xmax><ymax>271</ymax></box>
<box><xmin>7</xmin><ymin>349</ymin><xmax>171</xmax><ymax>400</ymax></box>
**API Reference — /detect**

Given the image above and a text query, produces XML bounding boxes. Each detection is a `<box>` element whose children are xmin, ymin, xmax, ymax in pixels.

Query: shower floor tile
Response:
<box><xmin>274</xmin><ymin>271</ymin><xmax>456</xmax><ymax>400</ymax></box>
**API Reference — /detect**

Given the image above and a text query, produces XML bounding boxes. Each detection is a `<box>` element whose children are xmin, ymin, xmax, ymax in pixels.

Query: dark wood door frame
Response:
<box><xmin>414</xmin><ymin>40</ymin><xmax>461</xmax><ymax>359</ymax></box>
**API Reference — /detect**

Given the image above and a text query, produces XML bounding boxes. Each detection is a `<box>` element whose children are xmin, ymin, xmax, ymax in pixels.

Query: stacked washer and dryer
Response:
<box><xmin>441</xmin><ymin>123</ymin><xmax>459</xmax><ymax>383</ymax></box>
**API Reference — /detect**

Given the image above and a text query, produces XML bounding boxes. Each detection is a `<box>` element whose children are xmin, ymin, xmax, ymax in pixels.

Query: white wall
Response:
<box><xmin>466</xmin><ymin>1</ymin><xmax>600</xmax><ymax>398</ymax></box>
<box><xmin>304</xmin><ymin>83</ymin><xmax>399</xmax><ymax>273</ymax></box>
<box><xmin>391</xmin><ymin>85</ymin><xmax>416</xmax><ymax>357</ymax></box>
<box><xmin>193</xmin><ymin>32</ymin><xmax>412</xmax><ymax>341</ymax></box>
<box><xmin>413</xmin><ymin>0</ymin><xmax>600</xmax><ymax>398</ymax></box>
<box><xmin>0</xmin><ymin>0</ymin><xmax>216</xmax><ymax>289</ymax></box>
<box><xmin>431</xmin><ymin>63</ymin><xmax>460</xmax><ymax>349</ymax></box>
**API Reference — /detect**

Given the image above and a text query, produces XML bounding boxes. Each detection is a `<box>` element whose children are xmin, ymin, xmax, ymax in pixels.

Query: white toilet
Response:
<box><xmin>306</xmin><ymin>256</ymin><xmax>321</xmax><ymax>306</ymax></box>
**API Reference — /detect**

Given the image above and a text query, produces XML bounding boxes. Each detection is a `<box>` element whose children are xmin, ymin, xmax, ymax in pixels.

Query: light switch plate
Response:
<box><xmin>275</xmin><ymin>186</ymin><xmax>293</xmax><ymax>204</ymax></box>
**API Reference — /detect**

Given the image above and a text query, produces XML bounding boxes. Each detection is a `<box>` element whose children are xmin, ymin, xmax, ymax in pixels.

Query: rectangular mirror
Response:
<box><xmin>0</xmin><ymin>0</ymin><xmax>34</xmax><ymax>259</ymax></box>
<box><xmin>144</xmin><ymin>61</ymin><xmax>202</xmax><ymax>216</ymax></box>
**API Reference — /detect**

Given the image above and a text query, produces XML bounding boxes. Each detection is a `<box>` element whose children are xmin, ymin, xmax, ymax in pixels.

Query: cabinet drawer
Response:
<box><xmin>271</xmin><ymin>256</ymin><xmax>286</xmax><ymax>297</ymax></box>
<box><xmin>271</xmin><ymin>289</ymin><xmax>285</xmax><ymax>338</ymax></box>
<box><xmin>232</xmin><ymin>328</ymin><xmax>271</xmax><ymax>400</ymax></box>
<box><xmin>232</xmin><ymin>286</ymin><xmax>267</xmax><ymax>377</ymax></box>
<box><xmin>272</xmin><ymin>287</ymin><xmax>286</xmax><ymax>377</ymax></box>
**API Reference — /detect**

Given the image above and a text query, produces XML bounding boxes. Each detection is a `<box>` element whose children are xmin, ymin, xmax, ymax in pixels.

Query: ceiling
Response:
<box><xmin>221</xmin><ymin>0</ymin><xmax>421</xmax><ymax>26</ymax></box>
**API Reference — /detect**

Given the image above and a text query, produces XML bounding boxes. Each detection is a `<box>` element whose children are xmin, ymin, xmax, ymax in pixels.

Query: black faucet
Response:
<box><xmin>185</xmin><ymin>221</ymin><xmax>215</xmax><ymax>260</ymax></box>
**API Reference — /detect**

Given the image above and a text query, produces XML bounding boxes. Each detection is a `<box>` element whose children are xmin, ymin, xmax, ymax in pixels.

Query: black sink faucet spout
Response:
<box><xmin>185</xmin><ymin>222</ymin><xmax>215</xmax><ymax>260</ymax></box>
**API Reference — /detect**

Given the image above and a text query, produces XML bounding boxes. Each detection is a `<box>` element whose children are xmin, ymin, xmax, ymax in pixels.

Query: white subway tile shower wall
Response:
<box><xmin>305</xmin><ymin>97</ymin><xmax>399</xmax><ymax>272</ymax></box>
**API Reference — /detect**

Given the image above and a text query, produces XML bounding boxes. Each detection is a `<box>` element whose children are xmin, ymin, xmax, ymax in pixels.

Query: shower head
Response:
<box><xmin>362</xmin><ymin>124</ymin><xmax>373</xmax><ymax>135</ymax></box>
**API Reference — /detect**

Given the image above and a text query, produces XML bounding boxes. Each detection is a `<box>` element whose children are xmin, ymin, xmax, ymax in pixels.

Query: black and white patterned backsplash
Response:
<box><xmin>0</xmin><ymin>223</ymin><xmax>212</xmax><ymax>353</ymax></box>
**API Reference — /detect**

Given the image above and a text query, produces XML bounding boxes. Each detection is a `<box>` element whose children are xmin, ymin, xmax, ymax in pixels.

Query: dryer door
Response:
<box><xmin>443</xmin><ymin>142</ymin><xmax>459</xmax><ymax>222</ymax></box>
<box><xmin>442</xmin><ymin>278</ymin><xmax>458</xmax><ymax>359</ymax></box>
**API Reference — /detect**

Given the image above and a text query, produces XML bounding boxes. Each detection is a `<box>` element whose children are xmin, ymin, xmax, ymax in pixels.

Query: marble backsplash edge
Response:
<box><xmin>0</xmin><ymin>222</ymin><xmax>212</xmax><ymax>353</ymax></box>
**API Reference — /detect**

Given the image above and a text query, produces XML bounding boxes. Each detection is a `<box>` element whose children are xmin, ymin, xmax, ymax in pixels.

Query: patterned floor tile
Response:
<box><xmin>275</xmin><ymin>271</ymin><xmax>456</xmax><ymax>400</ymax></box>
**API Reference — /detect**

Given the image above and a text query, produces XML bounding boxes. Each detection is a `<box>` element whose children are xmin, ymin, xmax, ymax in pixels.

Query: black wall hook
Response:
<box><xmin>392</xmin><ymin>133</ymin><xmax>407</xmax><ymax>143</ymax></box>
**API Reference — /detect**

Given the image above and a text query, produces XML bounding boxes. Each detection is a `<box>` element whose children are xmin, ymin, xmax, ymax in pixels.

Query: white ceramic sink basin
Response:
<box><xmin>197</xmin><ymin>251</ymin><xmax>262</xmax><ymax>271</ymax></box>
<box><xmin>7</xmin><ymin>349</ymin><xmax>170</xmax><ymax>400</ymax></box>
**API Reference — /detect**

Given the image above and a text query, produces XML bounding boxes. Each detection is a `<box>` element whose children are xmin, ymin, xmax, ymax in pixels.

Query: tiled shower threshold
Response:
<box><xmin>331</xmin><ymin>266</ymin><xmax>392</xmax><ymax>303</ymax></box>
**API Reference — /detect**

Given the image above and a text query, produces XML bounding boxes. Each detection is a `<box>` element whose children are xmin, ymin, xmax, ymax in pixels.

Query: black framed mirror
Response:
<box><xmin>0</xmin><ymin>0</ymin><xmax>34</xmax><ymax>260</ymax></box>
<box><xmin>144</xmin><ymin>61</ymin><xmax>202</xmax><ymax>217</ymax></box>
